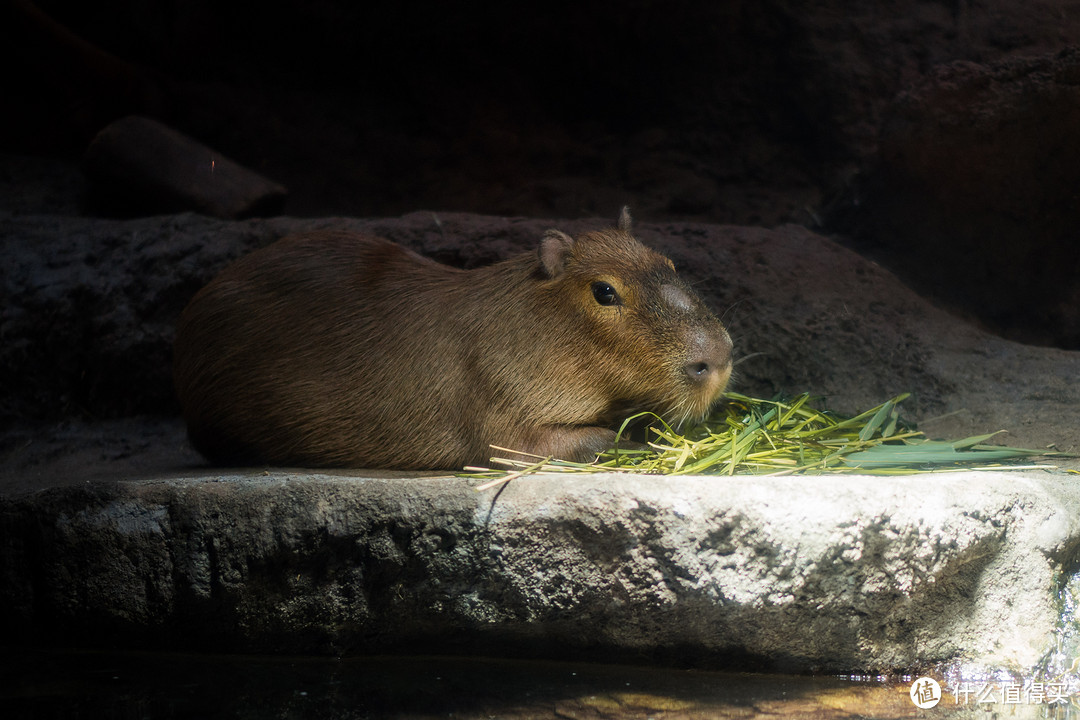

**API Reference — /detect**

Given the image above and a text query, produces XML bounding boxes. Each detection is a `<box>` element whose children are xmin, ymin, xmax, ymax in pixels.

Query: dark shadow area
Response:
<box><xmin>4</xmin><ymin>0</ymin><xmax>1080</xmax><ymax>347</ymax></box>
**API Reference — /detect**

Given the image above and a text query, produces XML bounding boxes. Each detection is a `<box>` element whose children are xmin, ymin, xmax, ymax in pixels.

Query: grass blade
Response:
<box><xmin>468</xmin><ymin>392</ymin><xmax>1069</xmax><ymax>486</ymax></box>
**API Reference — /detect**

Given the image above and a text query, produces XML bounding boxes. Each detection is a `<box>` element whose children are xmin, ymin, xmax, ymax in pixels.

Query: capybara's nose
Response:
<box><xmin>684</xmin><ymin>361</ymin><xmax>715</xmax><ymax>383</ymax></box>
<box><xmin>684</xmin><ymin>329</ymin><xmax>733</xmax><ymax>385</ymax></box>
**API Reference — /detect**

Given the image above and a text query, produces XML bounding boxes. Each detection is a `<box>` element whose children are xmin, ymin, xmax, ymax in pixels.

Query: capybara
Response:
<box><xmin>173</xmin><ymin>209</ymin><xmax>733</xmax><ymax>469</ymax></box>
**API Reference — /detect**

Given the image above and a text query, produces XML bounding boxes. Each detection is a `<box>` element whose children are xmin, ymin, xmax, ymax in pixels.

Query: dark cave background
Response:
<box><xmin>4</xmin><ymin>0</ymin><xmax>1080</xmax><ymax>348</ymax></box>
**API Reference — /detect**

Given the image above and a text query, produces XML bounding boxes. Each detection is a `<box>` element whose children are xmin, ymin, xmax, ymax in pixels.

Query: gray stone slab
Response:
<box><xmin>3</xmin><ymin>467</ymin><xmax>1076</xmax><ymax>674</ymax></box>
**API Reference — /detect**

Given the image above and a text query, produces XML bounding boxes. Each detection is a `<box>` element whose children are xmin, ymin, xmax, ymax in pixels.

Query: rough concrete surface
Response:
<box><xmin>2</xmin><ymin>469</ymin><xmax>1077</xmax><ymax>675</ymax></box>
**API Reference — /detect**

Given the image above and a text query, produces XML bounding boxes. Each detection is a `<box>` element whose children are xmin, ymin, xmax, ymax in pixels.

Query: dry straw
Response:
<box><xmin>468</xmin><ymin>392</ymin><xmax>1064</xmax><ymax>490</ymax></box>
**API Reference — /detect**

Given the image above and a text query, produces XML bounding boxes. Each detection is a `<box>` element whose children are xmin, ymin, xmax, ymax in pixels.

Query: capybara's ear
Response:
<box><xmin>617</xmin><ymin>206</ymin><xmax>632</xmax><ymax>232</ymax></box>
<box><xmin>539</xmin><ymin>229</ymin><xmax>575</xmax><ymax>277</ymax></box>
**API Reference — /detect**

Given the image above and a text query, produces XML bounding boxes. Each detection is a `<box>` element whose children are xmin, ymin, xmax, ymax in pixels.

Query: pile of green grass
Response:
<box><xmin>469</xmin><ymin>392</ymin><xmax>1065</xmax><ymax>490</ymax></box>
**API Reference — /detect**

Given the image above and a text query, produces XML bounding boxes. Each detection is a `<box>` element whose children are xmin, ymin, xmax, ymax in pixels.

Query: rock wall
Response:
<box><xmin>830</xmin><ymin>48</ymin><xmax>1080</xmax><ymax>348</ymax></box>
<box><xmin>4</xmin><ymin>211</ymin><xmax>1079</xmax><ymax>455</ymax></box>
<box><xmin>6</xmin><ymin>1</ymin><xmax>1080</xmax><ymax>345</ymax></box>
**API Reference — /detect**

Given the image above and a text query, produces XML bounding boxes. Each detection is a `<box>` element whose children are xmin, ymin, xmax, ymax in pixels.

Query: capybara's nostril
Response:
<box><xmin>685</xmin><ymin>361</ymin><xmax>713</xmax><ymax>382</ymax></box>
<box><xmin>684</xmin><ymin>329</ymin><xmax>733</xmax><ymax>385</ymax></box>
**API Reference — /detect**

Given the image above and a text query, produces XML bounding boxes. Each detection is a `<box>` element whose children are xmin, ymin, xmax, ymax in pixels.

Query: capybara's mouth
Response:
<box><xmin>609</xmin><ymin>372</ymin><xmax>731</xmax><ymax>433</ymax></box>
<box><xmin>666</xmin><ymin>360</ymin><xmax>733</xmax><ymax>429</ymax></box>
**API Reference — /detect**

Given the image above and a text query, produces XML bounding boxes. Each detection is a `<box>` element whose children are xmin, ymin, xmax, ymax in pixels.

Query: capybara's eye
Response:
<box><xmin>591</xmin><ymin>281</ymin><xmax>620</xmax><ymax>306</ymax></box>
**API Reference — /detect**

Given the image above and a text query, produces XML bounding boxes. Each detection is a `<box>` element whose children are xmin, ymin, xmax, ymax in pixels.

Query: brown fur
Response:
<box><xmin>173</xmin><ymin>211</ymin><xmax>732</xmax><ymax>469</ymax></box>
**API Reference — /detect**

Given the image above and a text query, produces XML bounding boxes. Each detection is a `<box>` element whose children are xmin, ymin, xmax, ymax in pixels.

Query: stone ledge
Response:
<box><xmin>2</xmin><ymin>469</ymin><xmax>1075</xmax><ymax>673</ymax></box>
